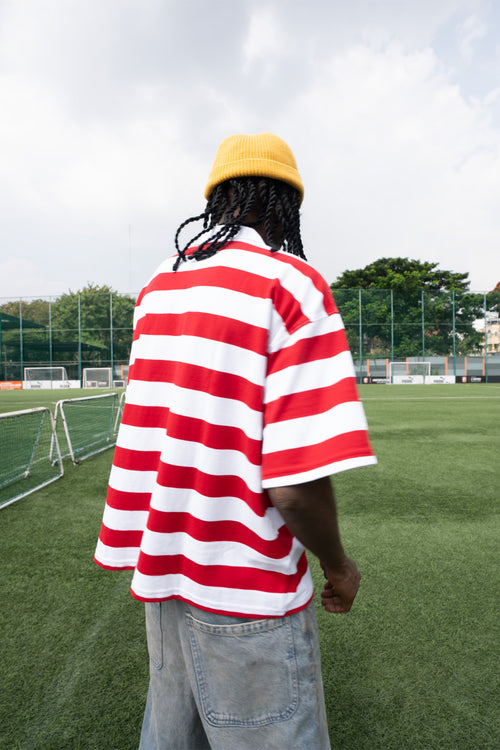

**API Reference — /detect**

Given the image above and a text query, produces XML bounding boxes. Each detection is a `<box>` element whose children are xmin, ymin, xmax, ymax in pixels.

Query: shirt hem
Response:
<box><xmin>129</xmin><ymin>590</ymin><xmax>315</xmax><ymax>619</ymax></box>
<box><xmin>94</xmin><ymin>556</ymin><xmax>136</xmax><ymax>571</ymax></box>
<box><xmin>262</xmin><ymin>454</ymin><xmax>377</xmax><ymax>488</ymax></box>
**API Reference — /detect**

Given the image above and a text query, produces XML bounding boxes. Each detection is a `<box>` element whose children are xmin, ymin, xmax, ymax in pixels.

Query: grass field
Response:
<box><xmin>0</xmin><ymin>385</ymin><xmax>498</xmax><ymax>749</ymax></box>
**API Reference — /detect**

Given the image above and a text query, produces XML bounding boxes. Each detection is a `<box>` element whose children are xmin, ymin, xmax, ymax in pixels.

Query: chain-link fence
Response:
<box><xmin>1</xmin><ymin>288</ymin><xmax>499</xmax><ymax>385</ymax></box>
<box><xmin>0</xmin><ymin>291</ymin><xmax>135</xmax><ymax>384</ymax></box>
<box><xmin>332</xmin><ymin>288</ymin><xmax>500</xmax><ymax>381</ymax></box>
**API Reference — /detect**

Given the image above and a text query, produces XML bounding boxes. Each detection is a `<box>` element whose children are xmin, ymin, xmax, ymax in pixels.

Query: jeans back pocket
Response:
<box><xmin>186</xmin><ymin>614</ymin><xmax>298</xmax><ymax>728</ymax></box>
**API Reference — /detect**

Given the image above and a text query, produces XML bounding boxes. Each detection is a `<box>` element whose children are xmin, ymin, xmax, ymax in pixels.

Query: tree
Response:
<box><xmin>51</xmin><ymin>283</ymin><xmax>136</xmax><ymax>362</ymax></box>
<box><xmin>0</xmin><ymin>299</ymin><xmax>50</xmax><ymax>327</ymax></box>
<box><xmin>330</xmin><ymin>258</ymin><xmax>483</xmax><ymax>357</ymax></box>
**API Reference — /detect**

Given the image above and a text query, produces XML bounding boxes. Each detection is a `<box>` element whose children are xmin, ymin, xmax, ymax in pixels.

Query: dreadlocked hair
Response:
<box><xmin>173</xmin><ymin>177</ymin><xmax>306</xmax><ymax>270</ymax></box>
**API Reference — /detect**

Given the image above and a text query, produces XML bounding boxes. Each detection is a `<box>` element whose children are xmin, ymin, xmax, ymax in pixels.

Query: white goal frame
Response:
<box><xmin>0</xmin><ymin>407</ymin><xmax>63</xmax><ymax>509</ymax></box>
<box><xmin>24</xmin><ymin>366</ymin><xmax>68</xmax><ymax>381</ymax></box>
<box><xmin>82</xmin><ymin>367</ymin><xmax>112</xmax><ymax>388</ymax></box>
<box><xmin>55</xmin><ymin>392</ymin><xmax>119</xmax><ymax>464</ymax></box>
<box><xmin>389</xmin><ymin>361</ymin><xmax>432</xmax><ymax>384</ymax></box>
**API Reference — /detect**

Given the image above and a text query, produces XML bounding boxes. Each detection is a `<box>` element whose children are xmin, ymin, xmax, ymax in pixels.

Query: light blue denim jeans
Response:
<box><xmin>139</xmin><ymin>599</ymin><xmax>331</xmax><ymax>750</ymax></box>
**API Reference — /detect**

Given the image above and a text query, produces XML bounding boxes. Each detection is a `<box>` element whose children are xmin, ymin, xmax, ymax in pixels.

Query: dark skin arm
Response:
<box><xmin>268</xmin><ymin>476</ymin><xmax>361</xmax><ymax>613</ymax></box>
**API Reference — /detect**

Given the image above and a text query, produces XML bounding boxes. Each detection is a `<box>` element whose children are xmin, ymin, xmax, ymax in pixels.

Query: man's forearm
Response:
<box><xmin>267</xmin><ymin>476</ymin><xmax>346</xmax><ymax>570</ymax></box>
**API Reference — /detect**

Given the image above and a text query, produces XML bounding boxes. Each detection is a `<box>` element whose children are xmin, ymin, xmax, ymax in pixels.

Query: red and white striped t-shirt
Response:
<box><xmin>94</xmin><ymin>226</ymin><xmax>376</xmax><ymax>617</ymax></box>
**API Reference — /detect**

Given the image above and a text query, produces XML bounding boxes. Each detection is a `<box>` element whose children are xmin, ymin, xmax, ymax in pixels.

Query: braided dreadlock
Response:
<box><xmin>173</xmin><ymin>177</ymin><xmax>306</xmax><ymax>270</ymax></box>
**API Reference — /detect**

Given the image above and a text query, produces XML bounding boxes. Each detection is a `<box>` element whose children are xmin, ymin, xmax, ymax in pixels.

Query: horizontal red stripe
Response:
<box><xmin>129</xmin><ymin>359</ymin><xmax>263</xmax><ymax>411</ymax></box>
<box><xmin>105</xmin><ymin>487</ymin><xmax>152</xmax><ymax>512</ymax></box>
<box><xmin>142</xmin><ymin>263</ymin><xmax>273</xmax><ymax>298</ymax></box>
<box><xmin>267</xmin><ymin>328</ymin><xmax>349</xmax><ymax>374</ymax></box>
<box><xmin>135</xmin><ymin>241</ymin><xmax>337</xmax><ymax>308</ymax></box>
<box><xmin>136</xmin><ymin>550</ymin><xmax>309</xmax><ymax>594</ymax></box>
<box><xmin>169</xmin><ymin>413</ymin><xmax>262</xmax><ymax>464</ymax></box>
<box><xmin>262</xmin><ymin>430</ymin><xmax>374</xmax><ymax>481</ymax></box>
<box><xmin>113</xmin><ymin>446</ymin><xmax>161</xmax><ymax>472</ymax></box>
<box><xmin>134</xmin><ymin>312</ymin><xmax>268</xmax><ymax>354</ymax></box>
<box><xmin>265</xmin><ymin>378</ymin><xmax>359</xmax><ymax>424</ymax></box>
<box><xmin>121</xmin><ymin>403</ymin><xmax>169</xmax><ymax>429</ymax></box>
<box><xmin>146</xmin><ymin>511</ymin><xmax>293</xmax><ymax>559</ymax></box>
<box><xmin>155</xmin><ymin>463</ymin><xmax>266</xmax><ymax>515</ymax></box>
<box><xmin>223</xmin><ymin>241</ymin><xmax>338</xmax><ymax>315</ymax></box>
<box><xmin>120</xmin><ymin>405</ymin><xmax>262</xmax><ymax>465</ymax></box>
<box><xmin>99</xmin><ymin>525</ymin><xmax>144</xmax><ymax>548</ymax></box>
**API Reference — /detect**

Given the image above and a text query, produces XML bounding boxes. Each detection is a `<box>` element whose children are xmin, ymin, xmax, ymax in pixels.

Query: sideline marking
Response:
<box><xmin>362</xmin><ymin>395</ymin><xmax>500</xmax><ymax>401</ymax></box>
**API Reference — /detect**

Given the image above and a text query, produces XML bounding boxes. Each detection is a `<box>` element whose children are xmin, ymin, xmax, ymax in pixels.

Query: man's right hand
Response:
<box><xmin>320</xmin><ymin>557</ymin><xmax>361</xmax><ymax>613</ymax></box>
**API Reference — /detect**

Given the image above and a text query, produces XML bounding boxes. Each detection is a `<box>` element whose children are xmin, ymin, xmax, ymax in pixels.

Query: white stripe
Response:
<box><xmin>117</xmin><ymin>423</ymin><xmax>165</xmax><ymax>452</ymax></box>
<box><xmin>148</xmin><ymin>488</ymin><xmax>284</xmax><ymax>537</ymax></box>
<box><xmin>109</xmin><ymin>464</ymin><xmax>158</xmax><ymax>493</ymax></box>
<box><xmin>135</xmin><ymin>285</ymin><xmax>271</xmax><ymax>331</ymax></box>
<box><xmin>262</xmin><ymin>455</ymin><xmax>378</xmax><ymax>487</ymax></box>
<box><xmin>152</xmin><ymin>435</ymin><xmax>262</xmax><ymax>492</ymax></box>
<box><xmin>132</xmin><ymin>333</ymin><xmax>267</xmax><ymax>382</ymax></box>
<box><xmin>269</xmin><ymin>312</ymin><xmax>345</xmax><ymax>354</ymax></box>
<box><xmin>94</xmin><ymin>540</ymin><xmax>139</xmax><ymax>568</ymax></box>
<box><xmin>265</xmin><ymin>350</ymin><xmax>355</xmax><ymax>404</ymax></box>
<box><xmin>125</xmin><ymin>381</ymin><xmax>263</xmax><ymax>439</ymax></box>
<box><xmin>139</xmin><ymin>529</ymin><xmax>305</xmax><ymax>572</ymax></box>
<box><xmin>101</xmin><ymin>506</ymin><xmax>149</xmax><ymax>531</ymax></box>
<box><xmin>203</xmin><ymin>229</ymin><xmax>330</xmax><ymax>320</ymax></box>
<box><xmin>264</xmin><ymin>400</ymin><xmax>369</xmax><ymax>453</ymax></box>
<box><xmin>130</xmin><ymin>569</ymin><xmax>313</xmax><ymax>617</ymax></box>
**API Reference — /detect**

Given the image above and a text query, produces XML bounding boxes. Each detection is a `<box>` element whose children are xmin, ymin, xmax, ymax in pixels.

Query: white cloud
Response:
<box><xmin>457</xmin><ymin>13</ymin><xmax>488</xmax><ymax>62</ymax></box>
<box><xmin>242</xmin><ymin>6</ymin><xmax>288</xmax><ymax>79</ymax></box>
<box><xmin>0</xmin><ymin>0</ymin><xmax>498</xmax><ymax>298</ymax></box>
<box><xmin>284</xmin><ymin>40</ymin><xmax>499</xmax><ymax>290</ymax></box>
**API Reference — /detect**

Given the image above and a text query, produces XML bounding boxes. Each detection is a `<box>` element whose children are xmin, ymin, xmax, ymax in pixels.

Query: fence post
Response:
<box><xmin>78</xmin><ymin>294</ymin><xmax>82</xmax><ymax>385</ymax></box>
<box><xmin>390</xmin><ymin>289</ymin><xmax>394</xmax><ymax>364</ymax></box>
<box><xmin>49</xmin><ymin>298</ymin><xmax>53</xmax><ymax>384</ymax></box>
<box><xmin>421</xmin><ymin>290</ymin><xmax>425</xmax><ymax>364</ymax></box>
<box><xmin>109</xmin><ymin>292</ymin><xmax>114</xmax><ymax>380</ymax></box>
<box><xmin>484</xmin><ymin>292</ymin><xmax>488</xmax><ymax>382</ymax></box>
<box><xmin>358</xmin><ymin>289</ymin><xmax>363</xmax><ymax>383</ymax></box>
<box><xmin>19</xmin><ymin>300</ymin><xmax>23</xmax><ymax>381</ymax></box>
<box><xmin>452</xmin><ymin>290</ymin><xmax>456</xmax><ymax>377</ymax></box>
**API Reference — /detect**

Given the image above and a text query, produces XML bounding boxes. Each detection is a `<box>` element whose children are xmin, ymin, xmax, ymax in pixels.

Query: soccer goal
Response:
<box><xmin>0</xmin><ymin>407</ymin><xmax>64</xmax><ymax>510</ymax></box>
<box><xmin>82</xmin><ymin>367</ymin><xmax>112</xmax><ymax>388</ymax></box>
<box><xmin>23</xmin><ymin>366</ymin><xmax>80</xmax><ymax>389</ymax></box>
<box><xmin>24</xmin><ymin>366</ymin><xmax>68</xmax><ymax>381</ymax></box>
<box><xmin>389</xmin><ymin>361</ymin><xmax>432</xmax><ymax>384</ymax></box>
<box><xmin>55</xmin><ymin>393</ymin><xmax>119</xmax><ymax>464</ymax></box>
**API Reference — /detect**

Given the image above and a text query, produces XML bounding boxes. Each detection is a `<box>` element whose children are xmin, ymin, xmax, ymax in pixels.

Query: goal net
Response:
<box><xmin>83</xmin><ymin>367</ymin><xmax>112</xmax><ymax>388</ymax></box>
<box><xmin>55</xmin><ymin>393</ymin><xmax>119</xmax><ymax>463</ymax></box>
<box><xmin>24</xmin><ymin>366</ymin><xmax>68</xmax><ymax>381</ymax></box>
<box><xmin>0</xmin><ymin>407</ymin><xmax>63</xmax><ymax>510</ymax></box>
<box><xmin>389</xmin><ymin>361</ymin><xmax>432</xmax><ymax>384</ymax></box>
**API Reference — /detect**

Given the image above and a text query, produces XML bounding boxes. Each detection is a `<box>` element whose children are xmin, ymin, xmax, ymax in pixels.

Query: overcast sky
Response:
<box><xmin>0</xmin><ymin>0</ymin><xmax>498</xmax><ymax>300</ymax></box>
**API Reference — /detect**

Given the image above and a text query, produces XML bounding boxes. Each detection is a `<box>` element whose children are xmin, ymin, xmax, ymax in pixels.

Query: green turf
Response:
<box><xmin>0</xmin><ymin>385</ymin><xmax>498</xmax><ymax>749</ymax></box>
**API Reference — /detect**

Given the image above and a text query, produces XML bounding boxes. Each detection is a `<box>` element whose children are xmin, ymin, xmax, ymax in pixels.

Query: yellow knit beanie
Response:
<box><xmin>204</xmin><ymin>132</ymin><xmax>304</xmax><ymax>203</ymax></box>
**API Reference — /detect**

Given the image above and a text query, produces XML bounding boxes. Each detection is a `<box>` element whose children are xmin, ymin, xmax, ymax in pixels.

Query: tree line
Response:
<box><xmin>331</xmin><ymin>257</ymin><xmax>498</xmax><ymax>357</ymax></box>
<box><xmin>1</xmin><ymin>261</ymin><xmax>498</xmax><ymax>366</ymax></box>
<box><xmin>0</xmin><ymin>283</ymin><xmax>136</xmax><ymax>368</ymax></box>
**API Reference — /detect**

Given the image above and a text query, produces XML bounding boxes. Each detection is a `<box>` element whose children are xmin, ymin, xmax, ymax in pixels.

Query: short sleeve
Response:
<box><xmin>261</xmin><ymin>312</ymin><xmax>376</xmax><ymax>487</ymax></box>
